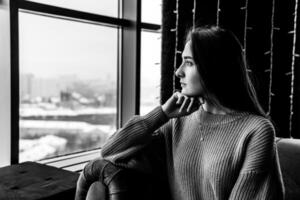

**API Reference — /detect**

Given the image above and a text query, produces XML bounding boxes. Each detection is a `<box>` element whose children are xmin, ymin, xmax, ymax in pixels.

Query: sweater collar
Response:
<box><xmin>197</xmin><ymin>105</ymin><xmax>250</xmax><ymax>125</ymax></box>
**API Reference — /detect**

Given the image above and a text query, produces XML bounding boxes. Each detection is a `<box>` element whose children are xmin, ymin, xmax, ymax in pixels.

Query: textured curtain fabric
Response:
<box><xmin>160</xmin><ymin>0</ymin><xmax>300</xmax><ymax>138</ymax></box>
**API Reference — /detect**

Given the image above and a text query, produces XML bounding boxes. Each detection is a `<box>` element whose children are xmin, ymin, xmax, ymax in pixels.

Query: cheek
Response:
<box><xmin>182</xmin><ymin>71</ymin><xmax>203</xmax><ymax>96</ymax></box>
<box><xmin>190</xmin><ymin>73</ymin><xmax>202</xmax><ymax>90</ymax></box>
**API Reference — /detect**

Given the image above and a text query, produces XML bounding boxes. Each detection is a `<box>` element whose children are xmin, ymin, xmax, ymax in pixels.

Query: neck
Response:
<box><xmin>200</xmin><ymin>98</ymin><xmax>232</xmax><ymax>115</ymax></box>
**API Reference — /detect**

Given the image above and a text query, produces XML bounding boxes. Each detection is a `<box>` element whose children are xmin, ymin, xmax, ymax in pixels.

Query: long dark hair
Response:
<box><xmin>186</xmin><ymin>26</ymin><xmax>266</xmax><ymax>117</ymax></box>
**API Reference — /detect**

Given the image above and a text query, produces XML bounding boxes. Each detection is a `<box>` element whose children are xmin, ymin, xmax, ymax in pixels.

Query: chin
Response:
<box><xmin>182</xmin><ymin>89</ymin><xmax>196</xmax><ymax>97</ymax></box>
<box><xmin>181</xmin><ymin>88</ymin><xmax>202</xmax><ymax>97</ymax></box>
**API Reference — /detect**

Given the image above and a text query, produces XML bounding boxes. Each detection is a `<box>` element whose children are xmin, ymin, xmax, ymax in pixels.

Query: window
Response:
<box><xmin>139</xmin><ymin>0</ymin><xmax>162</xmax><ymax>115</ymax></box>
<box><xmin>142</xmin><ymin>0</ymin><xmax>162</xmax><ymax>24</ymax></box>
<box><xmin>10</xmin><ymin>0</ymin><xmax>161</xmax><ymax>167</ymax></box>
<box><xmin>140</xmin><ymin>31</ymin><xmax>161</xmax><ymax>115</ymax></box>
<box><xmin>19</xmin><ymin>12</ymin><xmax>118</xmax><ymax>162</ymax></box>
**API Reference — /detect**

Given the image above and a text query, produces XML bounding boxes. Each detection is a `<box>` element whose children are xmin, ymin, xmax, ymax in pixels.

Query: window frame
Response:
<box><xmin>10</xmin><ymin>0</ymin><xmax>161</xmax><ymax>170</ymax></box>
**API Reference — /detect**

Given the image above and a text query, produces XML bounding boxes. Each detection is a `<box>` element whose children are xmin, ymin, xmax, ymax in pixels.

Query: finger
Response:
<box><xmin>171</xmin><ymin>92</ymin><xmax>180</xmax><ymax>104</ymax></box>
<box><xmin>199</xmin><ymin>97</ymin><xmax>204</xmax><ymax>104</ymax></box>
<box><xmin>173</xmin><ymin>92</ymin><xmax>180</xmax><ymax>100</ymax></box>
<box><xmin>179</xmin><ymin>96</ymin><xmax>189</xmax><ymax>113</ymax></box>
<box><xmin>187</xmin><ymin>97</ymin><xmax>194</xmax><ymax>112</ymax></box>
<box><xmin>173</xmin><ymin>91</ymin><xmax>180</xmax><ymax>98</ymax></box>
<box><xmin>176</xmin><ymin>93</ymin><xmax>185</xmax><ymax>105</ymax></box>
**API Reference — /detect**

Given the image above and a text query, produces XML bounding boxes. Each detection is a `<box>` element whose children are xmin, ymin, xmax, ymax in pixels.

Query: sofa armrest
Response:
<box><xmin>75</xmin><ymin>157</ymin><xmax>154</xmax><ymax>200</ymax></box>
<box><xmin>76</xmin><ymin>134</ymin><xmax>172</xmax><ymax>200</ymax></box>
<box><xmin>276</xmin><ymin>138</ymin><xmax>300</xmax><ymax>200</ymax></box>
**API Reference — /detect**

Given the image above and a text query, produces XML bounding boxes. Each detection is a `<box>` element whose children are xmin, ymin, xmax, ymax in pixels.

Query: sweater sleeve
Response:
<box><xmin>229</xmin><ymin>119</ymin><xmax>285</xmax><ymax>200</ymax></box>
<box><xmin>101</xmin><ymin>106</ymin><xmax>171</xmax><ymax>169</ymax></box>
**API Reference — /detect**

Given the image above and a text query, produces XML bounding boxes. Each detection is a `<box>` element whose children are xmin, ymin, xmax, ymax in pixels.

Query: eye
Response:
<box><xmin>184</xmin><ymin>60</ymin><xmax>194</xmax><ymax>66</ymax></box>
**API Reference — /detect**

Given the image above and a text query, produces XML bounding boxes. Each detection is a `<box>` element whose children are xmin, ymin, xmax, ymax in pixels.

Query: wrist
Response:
<box><xmin>143</xmin><ymin>106</ymin><xmax>169</xmax><ymax>131</ymax></box>
<box><xmin>161</xmin><ymin>104</ymin><xmax>170</xmax><ymax>119</ymax></box>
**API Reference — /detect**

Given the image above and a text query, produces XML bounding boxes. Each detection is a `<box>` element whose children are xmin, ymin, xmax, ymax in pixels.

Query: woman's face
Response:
<box><xmin>175</xmin><ymin>41</ymin><xmax>203</xmax><ymax>97</ymax></box>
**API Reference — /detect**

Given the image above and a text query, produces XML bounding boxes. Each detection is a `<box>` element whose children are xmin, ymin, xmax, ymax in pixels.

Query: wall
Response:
<box><xmin>0</xmin><ymin>0</ymin><xmax>11</xmax><ymax>167</ymax></box>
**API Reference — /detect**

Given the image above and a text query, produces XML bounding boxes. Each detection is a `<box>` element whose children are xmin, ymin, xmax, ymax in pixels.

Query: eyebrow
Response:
<box><xmin>182</xmin><ymin>56</ymin><xmax>193</xmax><ymax>60</ymax></box>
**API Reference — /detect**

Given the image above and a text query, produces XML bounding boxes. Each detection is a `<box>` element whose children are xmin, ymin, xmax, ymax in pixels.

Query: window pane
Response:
<box><xmin>142</xmin><ymin>0</ymin><xmax>162</xmax><ymax>24</ymax></box>
<box><xmin>140</xmin><ymin>31</ymin><xmax>161</xmax><ymax>115</ymax></box>
<box><xmin>19</xmin><ymin>12</ymin><xmax>118</xmax><ymax>162</ymax></box>
<box><xmin>26</xmin><ymin>0</ymin><xmax>119</xmax><ymax>17</ymax></box>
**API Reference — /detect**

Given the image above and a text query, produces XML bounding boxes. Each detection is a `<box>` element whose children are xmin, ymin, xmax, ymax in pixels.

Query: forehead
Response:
<box><xmin>182</xmin><ymin>41</ymin><xmax>193</xmax><ymax>58</ymax></box>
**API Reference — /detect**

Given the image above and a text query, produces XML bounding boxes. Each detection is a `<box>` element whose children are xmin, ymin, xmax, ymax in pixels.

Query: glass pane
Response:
<box><xmin>19</xmin><ymin>12</ymin><xmax>118</xmax><ymax>162</ymax></box>
<box><xmin>142</xmin><ymin>0</ymin><xmax>162</xmax><ymax>24</ymax></box>
<box><xmin>140</xmin><ymin>31</ymin><xmax>162</xmax><ymax>115</ymax></box>
<box><xmin>26</xmin><ymin>0</ymin><xmax>119</xmax><ymax>17</ymax></box>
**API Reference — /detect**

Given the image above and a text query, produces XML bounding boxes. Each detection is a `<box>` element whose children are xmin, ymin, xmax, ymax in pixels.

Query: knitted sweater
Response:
<box><xmin>101</xmin><ymin>106</ymin><xmax>285</xmax><ymax>200</ymax></box>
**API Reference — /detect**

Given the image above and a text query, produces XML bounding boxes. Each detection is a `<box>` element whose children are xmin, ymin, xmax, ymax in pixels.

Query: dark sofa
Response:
<box><xmin>75</xmin><ymin>138</ymin><xmax>300</xmax><ymax>200</ymax></box>
<box><xmin>276</xmin><ymin>138</ymin><xmax>300</xmax><ymax>199</ymax></box>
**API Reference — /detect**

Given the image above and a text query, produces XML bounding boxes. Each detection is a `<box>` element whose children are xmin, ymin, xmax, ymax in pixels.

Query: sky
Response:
<box><xmin>19</xmin><ymin>12</ymin><xmax>118</xmax><ymax>80</ymax></box>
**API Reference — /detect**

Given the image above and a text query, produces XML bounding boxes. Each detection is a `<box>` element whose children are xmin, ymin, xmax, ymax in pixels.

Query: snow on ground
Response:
<box><xmin>20</xmin><ymin>106</ymin><xmax>116</xmax><ymax>117</ymax></box>
<box><xmin>20</xmin><ymin>135</ymin><xmax>67</xmax><ymax>162</ymax></box>
<box><xmin>20</xmin><ymin>120</ymin><xmax>115</xmax><ymax>134</ymax></box>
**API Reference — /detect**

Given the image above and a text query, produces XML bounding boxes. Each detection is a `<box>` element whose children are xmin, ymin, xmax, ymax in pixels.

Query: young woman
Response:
<box><xmin>96</xmin><ymin>26</ymin><xmax>285</xmax><ymax>199</ymax></box>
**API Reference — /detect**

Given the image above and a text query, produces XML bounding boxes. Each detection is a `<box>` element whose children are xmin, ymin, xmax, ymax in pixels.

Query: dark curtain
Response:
<box><xmin>161</xmin><ymin>0</ymin><xmax>300</xmax><ymax>138</ymax></box>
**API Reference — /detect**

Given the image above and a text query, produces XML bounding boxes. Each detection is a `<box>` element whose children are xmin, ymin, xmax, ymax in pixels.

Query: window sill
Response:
<box><xmin>38</xmin><ymin>149</ymin><xmax>101</xmax><ymax>172</ymax></box>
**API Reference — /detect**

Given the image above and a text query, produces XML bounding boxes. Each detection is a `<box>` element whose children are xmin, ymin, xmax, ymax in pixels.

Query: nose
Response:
<box><xmin>175</xmin><ymin>64</ymin><xmax>184</xmax><ymax>78</ymax></box>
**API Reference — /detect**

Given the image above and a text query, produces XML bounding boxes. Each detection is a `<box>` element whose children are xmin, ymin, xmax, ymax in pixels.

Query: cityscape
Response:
<box><xmin>19</xmin><ymin>73</ymin><xmax>117</xmax><ymax>162</ymax></box>
<box><xmin>19</xmin><ymin>72</ymin><xmax>160</xmax><ymax>162</ymax></box>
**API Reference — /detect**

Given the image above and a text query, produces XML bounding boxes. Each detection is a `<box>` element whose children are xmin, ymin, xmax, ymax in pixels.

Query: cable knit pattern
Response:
<box><xmin>101</xmin><ymin>106</ymin><xmax>285</xmax><ymax>200</ymax></box>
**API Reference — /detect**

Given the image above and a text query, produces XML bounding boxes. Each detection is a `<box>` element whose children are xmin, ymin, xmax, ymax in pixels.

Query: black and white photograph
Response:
<box><xmin>0</xmin><ymin>0</ymin><xmax>299</xmax><ymax>199</ymax></box>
